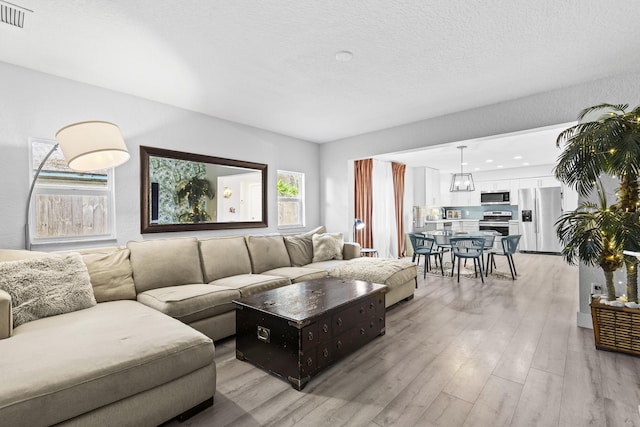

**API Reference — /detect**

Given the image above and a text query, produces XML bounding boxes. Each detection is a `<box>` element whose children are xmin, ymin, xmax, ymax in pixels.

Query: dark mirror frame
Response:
<box><xmin>140</xmin><ymin>145</ymin><xmax>268</xmax><ymax>233</ymax></box>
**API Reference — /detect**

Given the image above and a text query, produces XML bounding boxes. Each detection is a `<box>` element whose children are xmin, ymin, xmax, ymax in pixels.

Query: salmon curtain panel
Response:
<box><xmin>392</xmin><ymin>162</ymin><xmax>406</xmax><ymax>258</ymax></box>
<box><xmin>354</xmin><ymin>158</ymin><xmax>373</xmax><ymax>249</ymax></box>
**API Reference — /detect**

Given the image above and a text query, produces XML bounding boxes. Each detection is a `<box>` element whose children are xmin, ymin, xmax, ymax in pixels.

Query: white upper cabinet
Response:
<box><xmin>424</xmin><ymin>167</ymin><xmax>441</xmax><ymax>206</ymax></box>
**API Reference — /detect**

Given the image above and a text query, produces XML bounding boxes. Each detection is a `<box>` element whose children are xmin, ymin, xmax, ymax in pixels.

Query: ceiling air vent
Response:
<box><xmin>0</xmin><ymin>1</ymin><xmax>33</xmax><ymax>28</ymax></box>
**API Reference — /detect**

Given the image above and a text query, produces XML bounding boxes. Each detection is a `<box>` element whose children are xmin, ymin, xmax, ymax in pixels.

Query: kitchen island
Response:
<box><xmin>415</xmin><ymin>219</ymin><xmax>479</xmax><ymax>233</ymax></box>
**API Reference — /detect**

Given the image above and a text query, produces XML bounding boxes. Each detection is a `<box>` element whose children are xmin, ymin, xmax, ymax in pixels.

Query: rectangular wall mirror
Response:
<box><xmin>140</xmin><ymin>146</ymin><xmax>268</xmax><ymax>233</ymax></box>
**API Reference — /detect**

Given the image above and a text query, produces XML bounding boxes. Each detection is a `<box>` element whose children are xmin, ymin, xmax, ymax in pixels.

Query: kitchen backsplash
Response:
<box><xmin>442</xmin><ymin>204</ymin><xmax>519</xmax><ymax>220</ymax></box>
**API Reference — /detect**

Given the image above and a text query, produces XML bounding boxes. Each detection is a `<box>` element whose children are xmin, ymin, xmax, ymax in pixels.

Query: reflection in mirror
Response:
<box><xmin>140</xmin><ymin>146</ymin><xmax>268</xmax><ymax>233</ymax></box>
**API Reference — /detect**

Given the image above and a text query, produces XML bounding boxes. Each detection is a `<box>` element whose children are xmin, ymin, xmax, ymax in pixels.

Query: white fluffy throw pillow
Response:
<box><xmin>0</xmin><ymin>253</ymin><xmax>96</xmax><ymax>327</ymax></box>
<box><xmin>312</xmin><ymin>232</ymin><xmax>344</xmax><ymax>262</ymax></box>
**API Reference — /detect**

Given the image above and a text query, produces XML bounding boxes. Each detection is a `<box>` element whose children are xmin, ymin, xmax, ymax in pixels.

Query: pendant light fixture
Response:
<box><xmin>450</xmin><ymin>145</ymin><xmax>475</xmax><ymax>192</ymax></box>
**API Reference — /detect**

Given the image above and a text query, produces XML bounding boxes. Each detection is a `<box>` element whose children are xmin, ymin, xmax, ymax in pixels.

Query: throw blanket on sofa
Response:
<box><xmin>329</xmin><ymin>258</ymin><xmax>414</xmax><ymax>284</ymax></box>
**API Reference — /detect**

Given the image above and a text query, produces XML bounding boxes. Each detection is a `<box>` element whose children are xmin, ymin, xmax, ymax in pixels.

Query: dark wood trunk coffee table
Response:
<box><xmin>233</xmin><ymin>277</ymin><xmax>386</xmax><ymax>390</ymax></box>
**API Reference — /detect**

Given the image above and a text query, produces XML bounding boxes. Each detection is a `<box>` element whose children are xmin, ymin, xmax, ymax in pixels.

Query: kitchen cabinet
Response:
<box><xmin>461</xmin><ymin>220</ymin><xmax>479</xmax><ymax>233</ymax></box>
<box><xmin>518</xmin><ymin>176</ymin><xmax>558</xmax><ymax>190</ymax></box>
<box><xmin>479</xmin><ymin>180</ymin><xmax>510</xmax><ymax>192</ymax></box>
<box><xmin>422</xmin><ymin>220</ymin><xmax>479</xmax><ymax>233</ymax></box>
<box><xmin>510</xmin><ymin>180</ymin><xmax>521</xmax><ymax>205</ymax></box>
<box><xmin>508</xmin><ymin>220</ymin><xmax>519</xmax><ymax>236</ymax></box>
<box><xmin>424</xmin><ymin>167</ymin><xmax>441</xmax><ymax>206</ymax></box>
<box><xmin>511</xmin><ymin>176</ymin><xmax>561</xmax><ymax>206</ymax></box>
<box><xmin>561</xmin><ymin>183</ymin><xmax>579</xmax><ymax>211</ymax></box>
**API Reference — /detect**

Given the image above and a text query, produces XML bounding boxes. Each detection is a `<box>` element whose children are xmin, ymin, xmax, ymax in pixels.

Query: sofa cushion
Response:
<box><xmin>306</xmin><ymin>259</ymin><xmax>349</xmax><ymax>271</ymax></box>
<box><xmin>127</xmin><ymin>237</ymin><xmax>204</xmax><ymax>293</ymax></box>
<box><xmin>199</xmin><ymin>236</ymin><xmax>252</xmax><ymax>282</ymax></box>
<box><xmin>283</xmin><ymin>226</ymin><xmax>326</xmax><ymax>266</ymax></box>
<box><xmin>82</xmin><ymin>248</ymin><xmax>137</xmax><ymax>302</ymax></box>
<box><xmin>0</xmin><ymin>300</ymin><xmax>214</xmax><ymax>426</ymax></box>
<box><xmin>263</xmin><ymin>267</ymin><xmax>328</xmax><ymax>283</ymax></box>
<box><xmin>245</xmin><ymin>235</ymin><xmax>291</xmax><ymax>273</ymax></box>
<box><xmin>312</xmin><ymin>232</ymin><xmax>344</xmax><ymax>262</ymax></box>
<box><xmin>209</xmin><ymin>274</ymin><xmax>290</xmax><ymax>297</ymax></box>
<box><xmin>0</xmin><ymin>253</ymin><xmax>96</xmax><ymax>327</ymax></box>
<box><xmin>0</xmin><ymin>289</ymin><xmax>11</xmax><ymax>340</ymax></box>
<box><xmin>0</xmin><ymin>249</ymin><xmax>49</xmax><ymax>262</ymax></box>
<box><xmin>137</xmin><ymin>284</ymin><xmax>240</xmax><ymax>324</ymax></box>
<box><xmin>329</xmin><ymin>258</ymin><xmax>417</xmax><ymax>288</ymax></box>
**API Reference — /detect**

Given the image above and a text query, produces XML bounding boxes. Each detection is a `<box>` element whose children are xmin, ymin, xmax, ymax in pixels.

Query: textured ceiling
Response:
<box><xmin>1</xmin><ymin>1</ymin><xmax>640</xmax><ymax>142</ymax></box>
<box><xmin>377</xmin><ymin>123</ymin><xmax>570</xmax><ymax>173</ymax></box>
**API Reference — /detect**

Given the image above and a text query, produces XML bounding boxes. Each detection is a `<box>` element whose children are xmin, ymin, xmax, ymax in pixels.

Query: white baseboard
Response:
<box><xmin>577</xmin><ymin>311</ymin><xmax>593</xmax><ymax>329</ymax></box>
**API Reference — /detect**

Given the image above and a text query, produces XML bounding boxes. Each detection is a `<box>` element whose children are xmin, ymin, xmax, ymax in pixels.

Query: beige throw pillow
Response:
<box><xmin>82</xmin><ymin>249</ymin><xmax>137</xmax><ymax>302</ymax></box>
<box><xmin>312</xmin><ymin>233</ymin><xmax>344</xmax><ymax>262</ymax></box>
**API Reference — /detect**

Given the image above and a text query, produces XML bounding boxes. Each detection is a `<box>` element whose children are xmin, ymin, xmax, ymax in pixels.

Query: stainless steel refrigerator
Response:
<box><xmin>518</xmin><ymin>187</ymin><xmax>563</xmax><ymax>253</ymax></box>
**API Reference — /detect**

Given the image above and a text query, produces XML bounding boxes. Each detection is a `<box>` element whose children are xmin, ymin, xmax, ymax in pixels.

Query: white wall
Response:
<box><xmin>319</xmin><ymin>70</ymin><xmax>640</xmax><ymax>328</ymax></box>
<box><xmin>0</xmin><ymin>61</ymin><xmax>321</xmax><ymax>250</ymax></box>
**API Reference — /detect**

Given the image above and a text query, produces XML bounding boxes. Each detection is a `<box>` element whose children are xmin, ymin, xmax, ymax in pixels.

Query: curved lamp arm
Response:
<box><xmin>24</xmin><ymin>143</ymin><xmax>59</xmax><ymax>250</ymax></box>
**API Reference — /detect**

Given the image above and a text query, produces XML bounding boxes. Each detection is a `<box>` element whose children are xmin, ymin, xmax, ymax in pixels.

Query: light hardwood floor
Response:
<box><xmin>172</xmin><ymin>253</ymin><xmax>640</xmax><ymax>427</ymax></box>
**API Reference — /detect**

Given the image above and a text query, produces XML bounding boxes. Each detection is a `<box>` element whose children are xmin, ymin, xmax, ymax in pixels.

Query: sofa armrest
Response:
<box><xmin>343</xmin><ymin>242</ymin><xmax>361</xmax><ymax>260</ymax></box>
<box><xmin>0</xmin><ymin>289</ymin><xmax>12</xmax><ymax>339</ymax></box>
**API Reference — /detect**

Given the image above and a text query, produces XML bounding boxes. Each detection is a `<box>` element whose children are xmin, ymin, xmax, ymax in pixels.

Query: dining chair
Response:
<box><xmin>408</xmin><ymin>233</ymin><xmax>444</xmax><ymax>278</ymax></box>
<box><xmin>462</xmin><ymin>231</ymin><xmax>497</xmax><ymax>270</ymax></box>
<box><xmin>450</xmin><ymin>237</ymin><xmax>485</xmax><ymax>284</ymax></box>
<box><xmin>432</xmin><ymin>230</ymin><xmax>453</xmax><ymax>262</ymax></box>
<box><xmin>486</xmin><ymin>235</ymin><xmax>521</xmax><ymax>279</ymax></box>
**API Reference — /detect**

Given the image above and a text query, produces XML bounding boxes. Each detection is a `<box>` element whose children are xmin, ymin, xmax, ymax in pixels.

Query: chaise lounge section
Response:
<box><xmin>0</xmin><ymin>227</ymin><xmax>417</xmax><ymax>425</ymax></box>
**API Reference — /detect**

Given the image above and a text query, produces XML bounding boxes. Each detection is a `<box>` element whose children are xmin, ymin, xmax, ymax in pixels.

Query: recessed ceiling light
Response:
<box><xmin>523</xmin><ymin>162</ymin><xmax>530</xmax><ymax>166</ymax></box>
<box><xmin>497</xmin><ymin>165</ymin><xmax>503</xmax><ymax>168</ymax></box>
<box><xmin>335</xmin><ymin>51</ymin><xmax>354</xmax><ymax>62</ymax></box>
<box><xmin>513</xmin><ymin>155</ymin><xmax>522</xmax><ymax>159</ymax></box>
<box><xmin>461</xmin><ymin>162</ymin><xmax>468</xmax><ymax>166</ymax></box>
<box><xmin>485</xmin><ymin>159</ymin><xmax>493</xmax><ymax>163</ymax></box>
<box><xmin>474</xmin><ymin>167</ymin><xmax>480</xmax><ymax>171</ymax></box>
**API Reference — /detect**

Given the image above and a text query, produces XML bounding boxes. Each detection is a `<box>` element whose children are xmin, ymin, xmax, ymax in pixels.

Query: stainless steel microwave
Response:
<box><xmin>480</xmin><ymin>191</ymin><xmax>510</xmax><ymax>205</ymax></box>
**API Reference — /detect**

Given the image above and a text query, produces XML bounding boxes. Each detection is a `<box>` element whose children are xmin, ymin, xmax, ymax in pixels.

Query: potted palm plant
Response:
<box><xmin>176</xmin><ymin>177</ymin><xmax>214</xmax><ymax>223</ymax></box>
<box><xmin>556</xmin><ymin>183</ymin><xmax>624</xmax><ymax>299</ymax></box>
<box><xmin>555</xmin><ymin>103</ymin><xmax>640</xmax><ymax>302</ymax></box>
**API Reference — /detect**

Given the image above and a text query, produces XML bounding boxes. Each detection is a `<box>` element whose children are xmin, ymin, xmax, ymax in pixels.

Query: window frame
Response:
<box><xmin>28</xmin><ymin>138</ymin><xmax>117</xmax><ymax>247</ymax></box>
<box><xmin>277</xmin><ymin>169</ymin><xmax>305</xmax><ymax>229</ymax></box>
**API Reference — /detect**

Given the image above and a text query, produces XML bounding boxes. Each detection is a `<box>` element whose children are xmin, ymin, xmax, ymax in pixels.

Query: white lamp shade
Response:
<box><xmin>55</xmin><ymin>121</ymin><xmax>130</xmax><ymax>171</ymax></box>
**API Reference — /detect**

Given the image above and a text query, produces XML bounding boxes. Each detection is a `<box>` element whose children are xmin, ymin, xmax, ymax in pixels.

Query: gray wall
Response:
<box><xmin>0</xmin><ymin>61</ymin><xmax>321</xmax><ymax>250</ymax></box>
<box><xmin>318</xmin><ymin>71</ymin><xmax>640</xmax><ymax>328</ymax></box>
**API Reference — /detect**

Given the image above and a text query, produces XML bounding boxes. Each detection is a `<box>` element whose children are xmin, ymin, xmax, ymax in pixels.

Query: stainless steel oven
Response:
<box><xmin>479</xmin><ymin>210</ymin><xmax>512</xmax><ymax>236</ymax></box>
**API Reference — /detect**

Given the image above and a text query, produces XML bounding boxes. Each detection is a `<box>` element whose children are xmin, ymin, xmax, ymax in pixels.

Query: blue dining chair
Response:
<box><xmin>409</xmin><ymin>233</ymin><xmax>444</xmax><ymax>277</ymax></box>
<box><xmin>432</xmin><ymin>230</ymin><xmax>453</xmax><ymax>262</ymax></box>
<box><xmin>486</xmin><ymin>235</ymin><xmax>521</xmax><ymax>279</ymax></box>
<box><xmin>450</xmin><ymin>237</ymin><xmax>485</xmax><ymax>284</ymax></box>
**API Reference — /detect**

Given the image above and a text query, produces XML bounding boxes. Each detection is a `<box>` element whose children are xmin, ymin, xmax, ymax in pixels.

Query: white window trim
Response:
<box><xmin>28</xmin><ymin>138</ymin><xmax>117</xmax><ymax>247</ymax></box>
<box><xmin>277</xmin><ymin>169</ymin><xmax>305</xmax><ymax>229</ymax></box>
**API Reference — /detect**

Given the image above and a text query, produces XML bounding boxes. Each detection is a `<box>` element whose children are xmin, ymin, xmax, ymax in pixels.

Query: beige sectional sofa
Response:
<box><xmin>0</xmin><ymin>228</ymin><xmax>417</xmax><ymax>426</ymax></box>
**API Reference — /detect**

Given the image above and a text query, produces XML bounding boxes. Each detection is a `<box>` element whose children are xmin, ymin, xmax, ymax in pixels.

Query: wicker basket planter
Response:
<box><xmin>591</xmin><ymin>296</ymin><xmax>640</xmax><ymax>356</ymax></box>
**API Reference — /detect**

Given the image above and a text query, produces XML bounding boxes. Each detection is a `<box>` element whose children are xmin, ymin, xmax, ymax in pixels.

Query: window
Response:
<box><xmin>277</xmin><ymin>170</ymin><xmax>305</xmax><ymax>228</ymax></box>
<box><xmin>28</xmin><ymin>138</ymin><xmax>116</xmax><ymax>245</ymax></box>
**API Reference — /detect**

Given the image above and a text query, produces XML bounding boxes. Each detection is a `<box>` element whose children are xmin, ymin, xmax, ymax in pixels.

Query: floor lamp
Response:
<box><xmin>24</xmin><ymin>121</ymin><xmax>130</xmax><ymax>250</ymax></box>
<box><xmin>353</xmin><ymin>218</ymin><xmax>365</xmax><ymax>242</ymax></box>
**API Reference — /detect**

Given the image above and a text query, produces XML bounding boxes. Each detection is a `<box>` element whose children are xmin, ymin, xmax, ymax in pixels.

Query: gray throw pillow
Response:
<box><xmin>312</xmin><ymin>233</ymin><xmax>344</xmax><ymax>262</ymax></box>
<box><xmin>0</xmin><ymin>253</ymin><xmax>96</xmax><ymax>327</ymax></box>
<box><xmin>284</xmin><ymin>226</ymin><xmax>328</xmax><ymax>266</ymax></box>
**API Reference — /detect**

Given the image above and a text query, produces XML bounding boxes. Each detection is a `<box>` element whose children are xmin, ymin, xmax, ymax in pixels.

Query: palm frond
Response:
<box><xmin>577</xmin><ymin>103</ymin><xmax>628</xmax><ymax>122</ymax></box>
